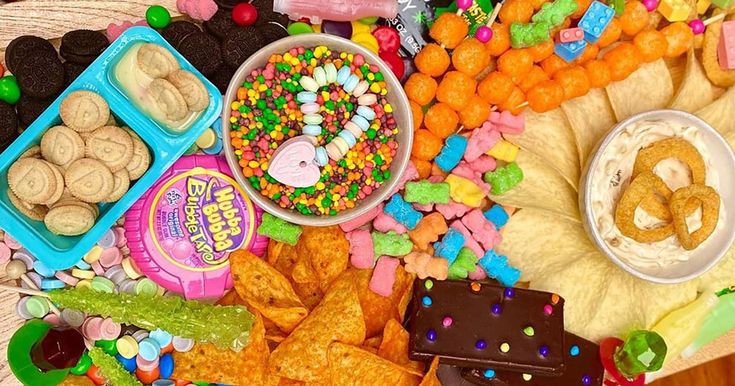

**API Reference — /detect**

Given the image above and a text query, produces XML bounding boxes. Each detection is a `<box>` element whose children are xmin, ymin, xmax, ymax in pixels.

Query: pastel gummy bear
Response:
<box><xmin>445</xmin><ymin>174</ymin><xmax>486</xmax><ymax>208</ymax></box>
<box><xmin>464</xmin><ymin>122</ymin><xmax>502</xmax><ymax>162</ymax></box>
<box><xmin>373</xmin><ymin>212</ymin><xmax>408</xmax><ymax>234</ymax></box>
<box><xmin>177</xmin><ymin>0</ymin><xmax>218</xmax><ymax>21</ymax></box>
<box><xmin>484</xmin><ymin>204</ymin><xmax>510</xmax><ymax>229</ymax></box>
<box><xmin>372</xmin><ymin>231</ymin><xmax>414</xmax><ymax>256</ymax></box>
<box><xmin>390</xmin><ymin>161</ymin><xmax>420</xmax><ymax>195</ymax></box>
<box><xmin>403</xmin><ymin>252</ymin><xmax>448</xmax><ymax>280</ymax></box>
<box><xmin>435</xmin><ymin>201</ymin><xmax>471</xmax><ymax>220</ymax></box>
<box><xmin>718</xmin><ymin>21</ymin><xmax>735</xmax><ymax>70</ymax></box>
<box><xmin>257</xmin><ymin>213</ymin><xmax>302</xmax><ymax>246</ymax></box>
<box><xmin>433</xmin><ymin>228</ymin><xmax>465</xmax><ymax>264</ymax></box>
<box><xmin>413</xmin><ymin>202</ymin><xmax>435</xmax><ymax>212</ymax></box>
<box><xmin>510</xmin><ymin>22</ymin><xmax>552</xmax><ymax>49</ymax></box>
<box><xmin>559</xmin><ymin>27</ymin><xmax>584</xmax><ymax>43</ymax></box>
<box><xmin>346</xmin><ymin>229</ymin><xmax>376</xmax><ymax>269</ymax></box>
<box><xmin>658</xmin><ymin>0</ymin><xmax>692</xmax><ymax>22</ymax></box>
<box><xmin>408</xmin><ymin>213</ymin><xmax>449</xmax><ymax>251</ymax></box>
<box><xmin>404</xmin><ymin>180</ymin><xmax>451</xmax><ymax>205</ymax></box>
<box><xmin>106</xmin><ymin>20</ymin><xmax>149</xmax><ymax>42</ymax></box>
<box><xmin>448</xmin><ymin>247</ymin><xmax>479</xmax><ymax>280</ymax></box>
<box><xmin>461</xmin><ymin>209</ymin><xmax>502</xmax><ymax>251</ymax></box>
<box><xmin>489</xmin><ymin>111</ymin><xmax>525</xmax><ymax>134</ymax></box>
<box><xmin>384</xmin><ymin>194</ymin><xmax>423</xmax><ymax>230</ymax></box>
<box><xmin>435</xmin><ymin>134</ymin><xmax>469</xmax><ymax>172</ymax></box>
<box><xmin>579</xmin><ymin>1</ymin><xmax>615</xmax><ymax>43</ymax></box>
<box><xmin>555</xmin><ymin>40</ymin><xmax>589</xmax><ymax>62</ymax></box>
<box><xmin>369</xmin><ymin>256</ymin><xmax>400</xmax><ymax>297</ymax></box>
<box><xmin>339</xmin><ymin>203</ymin><xmax>382</xmax><ymax>232</ymax></box>
<box><xmin>533</xmin><ymin>0</ymin><xmax>579</xmax><ymax>26</ymax></box>
<box><xmin>486</xmin><ymin>140</ymin><xmax>519</xmax><ymax>163</ymax></box>
<box><xmin>452</xmin><ymin>162</ymin><xmax>492</xmax><ymax>194</ymax></box>
<box><xmin>478</xmin><ymin>249</ymin><xmax>522</xmax><ymax>287</ymax></box>
<box><xmin>450</xmin><ymin>220</ymin><xmax>485</xmax><ymax>258</ymax></box>
<box><xmin>467</xmin><ymin>155</ymin><xmax>497</xmax><ymax>174</ymax></box>
<box><xmin>468</xmin><ymin>264</ymin><xmax>488</xmax><ymax>280</ymax></box>
<box><xmin>484</xmin><ymin>162</ymin><xmax>524</xmax><ymax>195</ymax></box>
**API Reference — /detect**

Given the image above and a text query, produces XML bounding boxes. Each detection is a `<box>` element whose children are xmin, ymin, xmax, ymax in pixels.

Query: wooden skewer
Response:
<box><xmin>0</xmin><ymin>283</ymin><xmax>50</xmax><ymax>298</ymax></box>
<box><xmin>704</xmin><ymin>12</ymin><xmax>726</xmax><ymax>26</ymax></box>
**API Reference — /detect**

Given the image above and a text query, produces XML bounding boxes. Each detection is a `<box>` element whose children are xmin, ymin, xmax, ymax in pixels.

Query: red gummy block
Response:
<box><xmin>559</xmin><ymin>27</ymin><xmax>585</xmax><ymax>43</ymax></box>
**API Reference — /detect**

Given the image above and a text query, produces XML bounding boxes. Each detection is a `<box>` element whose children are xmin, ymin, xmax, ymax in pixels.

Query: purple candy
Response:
<box><xmin>322</xmin><ymin>20</ymin><xmax>353</xmax><ymax>39</ymax></box>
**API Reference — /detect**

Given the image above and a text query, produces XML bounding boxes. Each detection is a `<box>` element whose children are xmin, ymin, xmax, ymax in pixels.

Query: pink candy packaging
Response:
<box><xmin>124</xmin><ymin>155</ymin><xmax>268</xmax><ymax>299</ymax></box>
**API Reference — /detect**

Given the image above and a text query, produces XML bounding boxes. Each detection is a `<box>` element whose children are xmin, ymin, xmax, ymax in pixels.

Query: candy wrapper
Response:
<box><xmin>379</xmin><ymin>0</ymin><xmax>454</xmax><ymax>57</ymax></box>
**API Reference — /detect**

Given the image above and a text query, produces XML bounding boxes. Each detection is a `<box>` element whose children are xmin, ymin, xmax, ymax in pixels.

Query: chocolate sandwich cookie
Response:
<box><xmin>16</xmin><ymin>95</ymin><xmax>54</xmax><ymax>127</ymax></box>
<box><xmin>178</xmin><ymin>32</ymin><xmax>223</xmax><ymax>76</ymax></box>
<box><xmin>4</xmin><ymin>35</ymin><xmax>57</xmax><ymax>74</ymax></box>
<box><xmin>460</xmin><ymin>332</ymin><xmax>604</xmax><ymax>386</ymax></box>
<box><xmin>203</xmin><ymin>9</ymin><xmax>238</xmax><ymax>40</ymax></box>
<box><xmin>407</xmin><ymin>279</ymin><xmax>566</xmax><ymax>376</ymax></box>
<box><xmin>222</xmin><ymin>27</ymin><xmax>265</xmax><ymax>68</ymax></box>
<box><xmin>213</xmin><ymin>0</ymin><xmax>243</xmax><ymax>10</ymax></box>
<box><xmin>161</xmin><ymin>21</ymin><xmax>201</xmax><ymax>49</ymax></box>
<box><xmin>209</xmin><ymin>64</ymin><xmax>236</xmax><ymax>94</ymax></box>
<box><xmin>15</xmin><ymin>50</ymin><xmax>64</xmax><ymax>99</ymax></box>
<box><xmin>63</xmin><ymin>61</ymin><xmax>87</xmax><ymax>88</ymax></box>
<box><xmin>259</xmin><ymin>22</ymin><xmax>289</xmax><ymax>43</ymax></box>
<box><xmin>0</xmin><ymin>101</ymin><xmax>19</xmax><ymax>151</ymax></box>
<box><xmin>60</xmin><ymin>30</ymin><xmax>109</xmax><ymax>64</ymax></box>
<box><xmin>251</xmin><ymin>0</ymin><xmax>291</xmax><ymax>26</ymax></box>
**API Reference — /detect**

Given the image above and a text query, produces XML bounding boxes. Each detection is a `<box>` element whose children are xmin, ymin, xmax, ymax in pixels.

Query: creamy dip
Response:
<box><xmin>113</xmin><ymin>43</ymin><xmax>198</xmax><ymax>133</ymax></box>
<box><xmin>590</xmin><ymin>119</ymin><xmax>724</xmax><ymax>269</ymax></box>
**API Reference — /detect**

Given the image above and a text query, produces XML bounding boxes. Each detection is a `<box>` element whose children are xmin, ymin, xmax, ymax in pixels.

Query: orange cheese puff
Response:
<box><xmin>553</xmin><ymin>66</ymin><xmax>590</xmax><ymax>100</ymax></box>
<box><xmin>478</xmin><ymin>71</ymin><xmax>515</xmax><ymax>104</ymax></box>
<box><xmin>517</xmin><ymin>65</ymin><xmax>549</xmax><ymax>92</ymax></box>
<box><xmin>527</xmin><ymin>80</ymin><xmax>564</xmax><ymax>112</ymax></box>
<box><xmin>486</xmin><ymin>23</ymin><xmax>511</xmax><ymax>56</ymax></box>
<box><xmin>528</xmin><ymin>40</ymin><xmax>555</xmax><ymax>63</ymax></box>
<box><xmin>619</xmin><ymin>1</ymin><xmax>649</xmax><ymax>36</ymax></box>
<box><xmin>412</xmin><ymin>158</ymin><xmax>433</xmax><ymax>179</ymax></box>
<box><xmin>498</xmin><ymin>86</ymin><xmax>527</xmax><ymax>114</ymax></box>
<box><xmin>575</xmin><ymin>44</ymin><xmax>599</xmax><ymax>64</ymax></box>
<box><xmin>410</xmin><ymin>101</ymin><xmax>424</xmax><ymax>131</ymax></box>
<box><xmin>540</xmin><ymin>54</ymin><xmax>571</xmax><ymax>77</ymax></box>
<box><xmin>572</xmin><ymin>0</ymin><xmax>594</xmax><ymax>18</ymax></box>
<box><xmin>661</xmin><ymin>22</ymin><xmax>693</xmax><ymax>58</ymax></box>
<box><xmin>425</xmin><ymin>103</ymin><xmax>459</xmax><ymax>139</ymax></box>
<box><xmin>436</xmin><ymin>71</ymin><xmax>478</xmax><ymax>111</ymax></box>
<box><xmin>498</xmin><ymin>49</ymin><xmax>534</xmax><ymax>79</ymax></box>
<box><xmin>412</xmin><ymin>129</ymin><xmax>444</xmax><ymax>161</ymax></box>
<box><xmin>597</xmin><ymin>19</ymin><xmax>622</xmax><ymax>48</ymax></box>
<box><xmin>499</xmin><ymin>0</ymin><xmax>534</xmax><ymax>24</ymax></box>
<box><xmin>404</xmin><ymin>73</ymin><xmax>438</xmax><ymax>106</ymax></box>
<box><xmin>603</xmin><ymin>42</ymin><xmax>642</xmax><ymax>81</ymax></box>
<box><xmin>429</xmin><ymin>13</ymin><xmax>469</xmax><ymax>49</ymax></box>
<box><xmin>430</xmin><ymin>161</ymin><xmax>449</xmax><ymax>178</ymax></box>
<box><xmin>529</xmin><ymin>0</ymin><xmax>547</xmax><ymax>10</ymax></box>
<box><xmin>633</xmin><ymin>29</ymin><xmax>668</xmax><ymax>62</ymax></box>
<box><xmin>584</xmin><ymin>60</ymin><xmax>612</xmax><ymax>88</ymax></box>
<box><xmin>459</xmin><ymin>95</ymin><xmax>492</xmax><ymax>129</ymax></box>
<box><xmin>452</xmin><ymin>38</ymin><xmax>490</xmax><ymax>77</ymax></box>
<box><xmin>415</xmin><ymin>43</ymin><xmax>451</xmax><ymax>77</ymax></box>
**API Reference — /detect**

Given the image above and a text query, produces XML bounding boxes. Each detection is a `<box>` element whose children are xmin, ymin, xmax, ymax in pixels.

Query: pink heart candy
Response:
<box><xmin>268</xmin><ymin>136</ymin><xmax>321</xmax><ymax>188</ymax></box>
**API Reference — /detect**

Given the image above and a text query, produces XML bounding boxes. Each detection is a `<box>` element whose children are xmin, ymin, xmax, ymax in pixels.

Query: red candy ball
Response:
<box><xmin>379</xmin><ymin>50</ymin><xmax>406</xmax><ymax>79</ymax></box>
<box><xmin>373</xmin><ymin>26</ymin><xmax>401</xmax><ymax>54</ymax></box>
<box><xmin>232</xmin><ymin>3</ymin><xmax>258</xmax><ymax>26</ymax></box>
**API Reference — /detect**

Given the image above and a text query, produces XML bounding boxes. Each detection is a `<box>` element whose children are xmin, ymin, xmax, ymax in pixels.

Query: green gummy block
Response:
<box><xmin>510</xmin><ymin>22</ymin><xmax>551</xmax><ymax>49</ymax></box>
<box><xmin>485</xmin><ymin>162</ymin><xmax>524</xmax><ymax>195</ymax></box>
<box><xmin>448</xmin><ymin>248</ymin><xmax>479</xmax><ymax>280</ymax></box>
<box><xmin>532</xmin><ymin>0</ymin><xmax>578</xmax><ymax>26</ymax></box>
<box><xmin>403</xmin><ymin>180</ymin><xmax>450</xmax><ymax>205</ymax></box>
<box><xmin>257</xmin><ymin>213</ymin><xmax>302</xmax><ymax>246</ymax></box>
<box><xmin>372</xmin><ymin>231</ymin><xmax>414</xmax><ymax>257</ymax></box>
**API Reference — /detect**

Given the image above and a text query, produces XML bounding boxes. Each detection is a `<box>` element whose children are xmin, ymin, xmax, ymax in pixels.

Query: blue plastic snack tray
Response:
<box><xmin>0</xmin><ymin>27</ymin><xmax>222</xmax><ymax>270</ymax></box>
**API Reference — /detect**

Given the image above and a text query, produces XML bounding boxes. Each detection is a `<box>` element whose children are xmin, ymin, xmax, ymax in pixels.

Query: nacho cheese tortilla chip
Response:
<box><xmin>327</xmin><ymin>342</ymin><xmax>422</xmax><ymax>386</ymax></box>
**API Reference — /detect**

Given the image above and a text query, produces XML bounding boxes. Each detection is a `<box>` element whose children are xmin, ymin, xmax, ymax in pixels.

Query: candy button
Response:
<box><xmin>116</xmin><ymin>353</ymin><xmax>137</xmax><ymax>372</ymax></box>
<box><xmin>150</xmin><ymin>328</ymin><xmax>173</xmax><ymax>348</ymax></box>
<box><xmin>13</xmin><ymin>251</ymin><xmax>34</xmax><ymax>270</ymax></box>
<box><xmin>196</xmin><ymin>128</ymin><xmax>217</xmax><ymax>149</ymax></box>
<box><xmin>338</xmin><ymin>130</ymin><xmax>357</xmax><ymax>148</ymax></box>
<box><xmin>356</xmin><ymin>105</ymin><xmax>376</xmax><ymax>121</ymax></box>
<box><xmin>75</xmin><ymin>279</ymin><xmax>93</xmax><ymax>289</ymax></box>
<box><xmin>303</xmin><ymin>124</ymin><xmax>322</xmax><ymax>136</ymax></box>
<box><xmin>539</xmin><ymin>345</ymin><xmax>550</xmax><ymax>357</ymax></box>
<box><xmin>159</xmin><ymin>353</ymin><xmax>174</xmax><ymax>379</ymax></box>
<box><xmin>298</xmin><ymin>76</ymin><xmax>319</xmax><ymax>92</ymax></box>
<box><xmin>296</xmin><ymin>91</ymin><xmax>317</xmax><ymax>103</ymax></box>
<box><xmin>71</xmin><ymin>268</ymin><xmax>96</xmax><ymax>280</ymax></box>
<box><xmin>61</xmin><ymin>309</ymin><xmax>86</xmax><ymax>327</ymax></box>
<box><xmin>476</xmin><ymin>339</ymin><xmax>488</xmax><ymax>349</ymax></box>
<box><xmin>570</xmin><ymin>345</ymin><xmax>581</xmax><ymax>357</ymax></box>
<box><xmin>3</xmin><ymin>234</ymin><xmax>22</xmax><ymax>249</ymax></box>
<box><xmin>152</xmin><ymin>380</ymin><xmax>176</xmax><ymax>386</ymax></box>
<box><xmin>426</xmin><ymin>329</ymin><xmax>437</xmax><ymax>341</ymax></box>
<box><xmin>172</xmin><ymin>336</ymin><xmax>194</xmax><ymax>352</ymax></box>
<box><xmin>483</xmin><ymin>369</ymin><xmax>496</xmax><ymax>379</ymax></box>
<box><xmin>100</xmin><ymin>318</ymin><xmax>122</xmax><ymax>340</ymax></box>
<box><xmin>97</xmin><ymin>229</ymin><xmax>117</xmax><ymax>249</ymax></box>
<box><xmin>0</xmin><ymin>242</ymin><xmax>10</xmax><ymax>264</ymax></box>
<box><xmin>55</xmin><ymin>271</ymin><xmax>80</xmax><ymax>286</ymax></box>
<box><xmin>99</xmin><ymin>247</ymin><xmax>122</xmax><ymax>268</ymax></box>
<box><xmin>500</xmin><ymin>342</ymin><xmax>511</xmax><ymax>353</ymax></box>
<box><xmin>287</xmin><ymin>22</ymin><xmax>313</xmax><ymax>35</ymax></box>
<box><xmin>91</xmin><ymin>276</ymin><xmax>115</xmax><ymax>293</ymax></box>
<box><xmin>121</xmin><ymin>257</ymin><xmax>143</xmax><ymax>279</ymax></box>
<box><xmin>84</xmin><ymin>245</ymin><xmax>104</xmax><ymax>264</ymax></box>
<box><xmin>522</xmin><ymin>374</ymin><xmax>533</xmax><ymax>381</ymax></box>
<box><xmin>136</xmin><ymin>278</ymin><xmax>159</xmax><ymax>297</ymax></box>
<box><xmin>33</xmin><ymin>260</ymin><xmax>55</xmax><ymax>278</ymax></box>
<box><xmin>75</xmin><ymin>259</ymin><xmax>91</xmax><ymax>270</ymax></box>
<box><xmin>324</xmin><ymin>63</ymin><xmax>338</xmax><ymax>83</ymax></box>
<box><xmin>138</xmin><ymin>338</ymin><xmax>162</xmax><ymax>361</ymax></box>
<box><xmin>336</xmin><ymin>66</ymin><xmax>351</xmax><ymax>85</ymax></box>
<box><xmin>116</xmin><ymin>335</ymin><xmax>139</xmax><ymax>359</ymax></box>
<box><xmin>91</xmin><ymin>261</ymin><xmax>105</xmax><ymax>276</ymax></box>
<box><xmin>82</xmin><ymin>317</ymin><xmax>104</xmax><ymax>341</ymax></box>
<box><xmin>132</xmin><ymin>330</ymin><xmax>150</xmax><ymax>342</ymax></box>
<box><xmin>313</xmin><ymin>66</ymin><xmax>327</xmax><ymax>86</ymax></box>
<box><xmin>424</xmin><ymin>279</ymin><xmax>433</xmax><ymax>289</ymax></box>
<box><xmin>15</xmin><ymin>297</ymin><xmax>33</xmax><ymax>320</ymax></box>
<box><xmin>40</xmin><ymin>279</ymin><xmax>65</xmax><ymax>290</ymax></box>
<box><xmin>25</xmin><ymin>295</ymin><xmax>50</xmax><ymax>318</ymax></box>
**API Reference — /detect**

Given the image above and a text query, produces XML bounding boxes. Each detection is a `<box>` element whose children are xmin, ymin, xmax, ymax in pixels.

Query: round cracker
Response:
<box><xmin>41</xmin><ymin>125</ymin><xmax>85</xmax><ymax>167</ymax></box>
<box><xmin>59</xmin><ymin>91</ymin><xmax>110</xmax><ymax>132</ymax></box>
<box><xmin>166</xmin><ymin>69</ymin><xmax>209</xmax><ymax>112</ymax></box>
<box><xmin>65</xmin><ymin>158</ymin><xmax>114</xmax><ymax>203</ymax></box>
<box><xmin>19</xmin><ymin>145</ymin><xmax>41</xmax><ymax>159</ymax></box>
<box><xmin>125</xmin><ymin>133</ymin><xmax>151</xmax><ymax>180</ymax></box>
<box><xmin>45</xmin><ymin>204</ymin><xmax>96</xmax><ymax>236</ymax></box>
<box><xmin>85</xmin><ymin>126</ymin><xmax>134</xmax><ymax>172</ymax></box>
<box><xmin>137</xmin><ymin>43</ymin><xmax>180</xmax><ymax>78</ymax></box>
<box><xmin>104</xmin><ymin>168</ymin><xmax>130</xmax><ymax>203</ymax></box>
<box><xmin>8</xmin><ymin>158</ymin><xmax>57</xmax><ymax>204</ymax></box>
<box><xmin>42</xmin><ymin>160</ymin><xmax>66</xmax><ymax>206</ymax></box>
<box><xmin>7</xmin><ymin>188</ymin><xmax>48</xmax><ymax>221</ymax></box>
<box><xmin>148</xmin><ymin>78</ymin><xmax>189</xmax><ymax>122</ymax></box>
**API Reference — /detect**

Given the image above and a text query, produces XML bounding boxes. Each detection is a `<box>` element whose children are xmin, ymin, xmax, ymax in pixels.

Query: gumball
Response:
<box><xmin>597</xmin><ymin>19</ymin><xmax>622</xmax><ymax>48</ymax></box>
<box><xmin>379</xmin><ymin>50</ymin><xmax>405</xmax><ymax>79</ymax></box>
<box><xmin>452</xmin><ymin>38</ymin><xmax>489</xmax><ymax>77</ymax></box>
<box><xmin>373</xmin><ymin>26</ymin><xmax>401</xmax><ymax>53</ymax></box>
<box><xmin>478</xmin><ymin>71</ymin><xmax>514</xmax><ymax>104</ymax></box>
<box><xmin>642</xmin><ymin>0</ymin><xmax>659</xmax><ymax>11</ymax></box>
<box><xmin>633</xmin><ymin>29</ymin><xmax>668</xmax><ymax>62</ymax></box>
<box><xmin>688</xmin><ymin>19</ymin><xmax>705</xmax><ymax>35</ymax></box>
<box><xmin>232</xmin><ymin>3</ymin><xmax>258</xmax><ymax>26</ymax></box>
<box><xmin>553</xmin><ymin>66</ymin><xmax>590</xmax><ymax>100</ymax></box>
<box><xmin>486</xmin><ymin>23</ymin><xmax>511</xmax><ymax>56</ymax></box>
<box><xmin>425</xmin><ymin>103</ymin><xmax>459</xmax><ymax>139</ymax></box>
<box><xmin>459</xmin><ymin>95</ymin><xmax>491</xmax><ymax>129</ymax></box>
<box><xmin>603</xmin><ymin>42</ymin><xmax>642</xmax><ymax>81</ymax></box>
<box><xmin>146</xmin><ymin>5</ymin><xmax>171</xmax><ymax>29</ymax></box>
<box><xmin>436</xmin><ymin>71</ymin><xmax>477</xmax><ymax>111</ymax></box>
<box><xmin>0</xmin><ymin>75</ymin><xmax>21</xmax><ymax>105</ymax></box>
<box><xmin>661</xmin><ymin>22</ymin><xmax>693</xmax><ymax>58</ymax></box>
<box><xmin>475</xmin><ymin>26</ymin><xmax>493</xmax><ymax>43</ymax></box>
<box><xmin>619</xmin><ymin>1</ymin><xmax>649</xmax><ymax>36</ymax></box>
<box><xmin>457</xmin><ymin>0</ymin><xmax>474</xmax><ymax>10</ymax></box>
<box><xmin>527</xmin><ymin>80</ymin><xmax>563</xmax><ymax>112</ymax></box>
<box><xmin>404</xmin><ymin>73</ymin><xmax>438</xmax><ymax>106</ymax></box>
<box><xmin>429</xmin><ymin>13</ymin><xmax>469</xmax><ymax>49</ymax></box>
<box><xmin>410</xmin><ymin>101</ymin><xmax>424</xmax><ymax>131</ymax></box>
<box><xmin>584</xmin><ymin>60</ymin><xmax>612</xmax><ymax>88</ymax></box>
<box><xmin>414</xmin><ymin>43</ymin><xmax>450</xmax><ymax>77</ymax></box>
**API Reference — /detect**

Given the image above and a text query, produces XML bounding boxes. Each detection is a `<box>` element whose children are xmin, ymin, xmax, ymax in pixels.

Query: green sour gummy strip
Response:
<box><xmin>88</xmin><ymin>347</ymin><xmax>143</xmax><ymax>386</ymax></box>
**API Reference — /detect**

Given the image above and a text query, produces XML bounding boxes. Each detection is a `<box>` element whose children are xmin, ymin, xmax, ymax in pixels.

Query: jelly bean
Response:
<box><xmin>322</xmin><ymin>20</ymin><xmax>353</xmax><ymax>39</ymax></box>
<box><xmin>288</xmin><ymin>22</ymin><xmax>313</xmax><ymax>35</ymax></box>
<box><xmin>146</xmin><ymin>5</ymin><xmax>171</xmax><ymax>29</ymax></box>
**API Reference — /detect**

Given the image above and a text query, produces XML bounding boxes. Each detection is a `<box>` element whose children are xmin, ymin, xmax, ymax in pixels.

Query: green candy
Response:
<box><xmin>448</xmin><ymin>248</ymin><xmax>479</xmax><ymax>280</ymax></box>
<box><xmin>372</xmin><ymin>231</ymin><xmax>413</xmax><ymax>257</ymax></box>
<box><xmin>403</xmin><ymin>180</ymin><xmax>450</xmax><ymax>205</ymax></box>
<box><xmin>359</xmin><ymin>16</ymin><xmax>379</xmax><ymax>24</ymax></box>
<box><xmin>70</xmin><ymin>352</ymin><xmax>92</xmax><ymax>375</ymax></box>
<box><xmin>610</xmin><ymin>0</ymin><xmax>625</xmax><ymax>15</ymax></box>
<box><xmin>95</xmin><ymin>339</ymin><xmax>118</xmax><ymax>356</ymax></box>
<box><xmin>484</xmin><ymin>162</ymin><xmax>524</xmax><ymax>195</ymax></box>
<box><xmin>510</xmin><ymin>22</ymin><xmax>551</xmax><ymax>48</ymax></box>
<box><xmin>532</xmin><ymin>0</ymin><xmax>578</xmax><ymax>26</ymax></box>
<box><xmin>145</xmin><ymin>5</ymin><xmax>171</xmax><ymax>29</ymax></box>
<box><xmin>288</xmin><ymin>22</ymin><xmax>314</xmax><ymax>35</ymax></box>
<box><xmin>257</xmin><ymin>212</ymin><xmax>303</xmax><ymax>246</ymax></box>
<box><xmin>0</xmin><ymin>76</ymin><xmax>21</xmax><ymax>104</ymax></box>
<box><xmin>88</xmin><ymin>347</ymin><xmax>143</xmax><ymax>386</ymax></box>
<box><xmin>613</xmin><ymin>330</ymin><xmax>667</xmax><ymax>378</ymax></box>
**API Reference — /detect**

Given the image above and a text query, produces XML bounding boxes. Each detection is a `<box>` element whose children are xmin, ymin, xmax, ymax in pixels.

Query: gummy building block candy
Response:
<box><xmin>372</xmin><ymin>231</ymin><xmax>414</xmax><ymax>257</ymax></box>
<box><xmin>257</xmin><ymin>213</ymin><xmax>302</xmax><ymax>246</ymax></box>
<box><xmin>445</xmin><ymin>174</ymin><xmax>486</xmax><ymax>208</ymax></box>
<box><xmin>486</xmin><ymin>140</ymin><xmax>519</xmax><ymax>163</ymax></box>
<box><xmin>658</xmin><ymin>0</ymin><xmax>691</xmax><ymax>22</ymax></box>
<box><xmin>510</xmin><ymin>22</ymin><xmax>552</xmax><ymax>49</ymax></box>
<box><xmin>448</xmin><ymin>247</ymin><xmax>479</xmax><ymax>280</ymax></box>
<box><xmin>384</xmin><ymin>194</ymin><xmax>423</xmax><ymax>230</ymax></box>
<box><xmin>484</xmin><ymin>204</ymin><xmax>510</xmax><ymax>229</ymax></box>
<box><xmin>485</xmin><ymin>162</ymin><xmax>524</xmax><ymax>195</ymax></box>
<box><xmin>719</xmin><ymin>21</ymin><xmax>735</xmax><ymax>70</ymax></box>
<box><xmin>465</xmin><ymin>122</ymin><xmax>502</xmax><ymax>162</ymax></box>
<box><xmin>559</xmin><ymin>27</ymin><xmax>584</xmax><ymax>43</ymax></box>
<box><xmin>434</xmin><ymin>228</ymin><xmax>465</xmax><ymax>264</ymax></box>
<box><xmin>48</xmin><ymin>287</ymin><xmax>255</xmax><ymax>351</ymax></box>
<box><xmin>403</xmin><ymin>252</ymin><xmax>449</xmax><ymax>280</ymax></box>
<box><xmin>88</xmin><ymin>347</ymin><xmax>143</xmax><ymax>386</ymax></box>
<box><xmin>532</xmin><ymin>0</ymin><xmax>579</xmax><ymax>26</ymax></box>
<box><xmin>579</xmin><ymin>1</ymin><xmax>615</xmax><ymax>43</ymax></box>
<box><xmin>409</xmin><ymin>213</ymin><xmax>449</xmax><ymax>251</ymax></box>
<box><xmin>613</xmin><ymin>330</ymin><xmax>667</xmax><ymax>378</ymax></box>
<box><xmin>404</xmin><ymin>180</ymin><xmax>451</xmax><ymax>205</ymax></box>
<box><xmin>347</xmin><ymin>229</ymin><xmax>376</xmax><ymax>269</ymax></box>
<box><xmin>555</xmin><ymin>40</ymin><xmax>588</xmax><ymax>62</ymax></box>
<box><xmin>478</xmin><ymin>249</ymin><xmax>521</xmax><ymax>287</ymax></box>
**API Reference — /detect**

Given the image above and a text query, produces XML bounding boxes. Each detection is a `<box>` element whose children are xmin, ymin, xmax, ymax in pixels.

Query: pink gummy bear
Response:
<box><xmin>373</xmin><ymin>212</ymin><xmax>408</xmax><ymax>234</ymax></box>
<box><xmin>468</xmin><ymin>264</ymin><xmax>488</xmax><ymax>280</ymax></box>
<box><xmin>452</xmin><ymin>162</ymin><xmax>491</xmax><ymax>194</ymax></box>
<box><xmin>413</xmin><ymin>203</ymin><xmax>435</xmax><ymax>212</ymax></box>
<box><xmin>464</xmin><ymin>122</ymin><xmax>502</xmax><ymax>162</ymax></box>
<box><xmin>489</xmin><ymin>111</ymin><xmax>525</xmax><ymax>134</ymax></box>
<box><xmin>106</xmin><ymin>20</ymin><xmax>149</xmax><ymax>43</ymax></box>
<box><xmin>346</xmin><ymin>229</ymin><xmax>375</xmax><ymax>269</ymax></box>
<box><xmin>340</xmin><ymin>204</ymin><xmax>383</xmax><ymax>232</ymax></box>
<box><xmin>390</xmin><ymin>161</ymin><xmax>419</xmax><ymax>195</ymax></box>
<box><xmin>435</xmin><ymin>201</ymin><xmax>471</xmax><ymax>220</ymax></box>
<box><xmin>461</xmin><ymin>209</ymin><xmax>502</xmax><ymax>250</ymax></box>
<box><xmin>369</xmin><ymin>256</ymin><xmax>400</xmax><ymax>297</ymax></box>
<box><xmin>450</xmin><ymin>220</ymin><xmax>484</xmax><ymax>258</ymax></box>
<box><xmin>178</xmin><ymin>0</ymin><xmax>218</xmax><ymax>21</ymax></box>
<box><xmin>468</xmin><ymin>155</ymin><xmax>496</xmax><ymax>174</ymax></box>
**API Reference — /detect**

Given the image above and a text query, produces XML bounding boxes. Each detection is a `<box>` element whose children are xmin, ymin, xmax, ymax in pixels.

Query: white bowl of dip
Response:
<box><xmin>580</xmin><ymin>109</ymin><xmax>735</xmax><ymax>284</ymax></box>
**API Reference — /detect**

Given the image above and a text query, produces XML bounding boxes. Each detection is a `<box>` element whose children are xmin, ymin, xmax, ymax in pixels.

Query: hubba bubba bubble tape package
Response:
<box><xmin>124</xmin><ymin>155</ymin><xmax>268</xmax><ymax>300</ymax></box>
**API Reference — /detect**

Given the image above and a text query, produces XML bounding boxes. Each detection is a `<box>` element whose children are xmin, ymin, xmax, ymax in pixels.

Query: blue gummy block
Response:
<box><xmin>435</xmin><ymin>134</ymin><xmax>468</xmax><ymax>173</ymax></box>
<box><xmin>434</xmin><ymin>228</ymin><xmax>465</xmax><ymax>265</ymax></box>
<box><xmin>116</xmin><ymin>353</ymin><xmax>137</xmax><ymax>372</ymax></box>
<box><xmin>484</xmin><ymin>204</ymin><xmax>509</xmax><ymax>229</ymax></box>
<box><xmin>579</xmin><ymin>1</ymin><xmax>614</xmax><ymax>43</ymax></box>
<box><xmin>384</xmin><ymin>194</ymin><xmax>423</xmax><ymax>230</ymax></box>
<box><xmin>554</xmin><ymin>40</ymin><xmax>588</xmax><ymax>62</ymax></box>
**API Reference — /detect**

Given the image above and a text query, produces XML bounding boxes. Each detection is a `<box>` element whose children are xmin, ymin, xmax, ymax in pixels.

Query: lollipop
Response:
<box><xmin>486</xmin><ymin>23</ymin><xmax>511</xmax><ymax>56</ymax></box>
